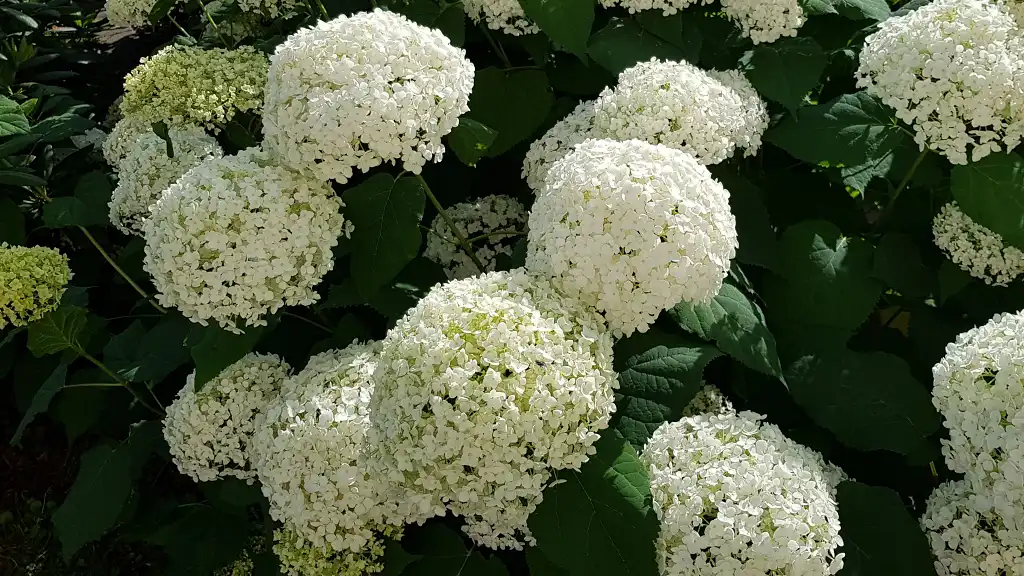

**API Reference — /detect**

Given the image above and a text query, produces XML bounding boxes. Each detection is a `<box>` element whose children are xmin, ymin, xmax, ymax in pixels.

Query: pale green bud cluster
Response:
<box><xmin>272</xmin><ymin>526</ymin><xmax>399</xmax><ymax>576</ymax></box>
<box><xmin>0</xmin><ymin>244</ymin><xmax>72</xmax><ymax>329</ymax></box>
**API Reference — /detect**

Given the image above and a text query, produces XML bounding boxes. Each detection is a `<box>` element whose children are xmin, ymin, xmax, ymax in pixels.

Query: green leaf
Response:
<box><xmin>32</xmin><ymin>113</ymin><xmax>94</xmax><ymax>143</ymax></box>
<box><xmin>0</xmin><ymin>195</ymin><xmax>26</xmax><ymax>244</ymax></box>
<box><xmin>52</xmin><ymin>385</ymin><xmax>112</xmax><ymax>444</ymax></box>
<box><xmin>0</xmin><ymin>133</ymin><xmax>41</xmax><ymax>158</ymax></box>
<box><xmin>42</xmin><ymin>171</ymin><xmax>112</xmax><ymax>228</ymax></box>
<box><xmin>588</xmin><ymin>17</ymin><xmax>687</xmax><ymax>76</ymax></box>
<box><xmin>529</xmin><ymin>432</ymin><xmax>660</xmax><ymax>576</ymax></box>
<box><xmin>10</xmin><ymin>363</ymin><xmax>66</xmax><ymax>446</ymax></box>
<box><xmin>190</xmin><ymin>325</ymin><xmax>265</xmax><ymax>390</ymax></box>
<box><xmin>27</xmin><ymin>305</ymin><xmax>87</xmax><ymax>357</ymax></box>
<box><xmin>711</xmin><ymin>168</ymin><xmax>778</xmax><ymax>270</ymax></box>
<box><xmin>739</xmin><ymin>37</ymin><xmax>826</xmax><ymax>112</ymax></box>
<box><xmin>106</xmin><ymin>316</ymin><xmax>192</xmax><ymax>383</ymax></box>
<box><xmin>143</xmin><ymin>504</ymin><xmax>251</xmax><ymax>575</ymax></box>
<box><xmin>0</xmin><ymin>169</ymin><xmax>46</xmax><ymax>188</ymax></box>
<box><xmin>612</xmin><ymin>327</ymin><xmax>722</xmax><ymax>448</ymax></box>
<box><xmin>402</xmin><ymin>523</ymin><xmax>507</xmax><ymax>576</ymax></box>
<box><xmin>871</xmin><ymin>233</ymin><xmax>933</xmax><ymax>299</ymax></box>
<box><xmin>799</xmin><ymin>0</ymin><xmax>890</xmax><ymax>20</ymax></box>
<box><xmin>938</xmin><ymin>260</ymin><xmax>972</xmax><ymax>305</ymax></box>
<box><xmin>321</xmin><ymin>279</ymin><xmax>365</xmax><ymax>310</ymax></box>
<box><xmin>526</xmin><ymin>547</ymin><xmax>569</xmax><ymax>576</ymax></box>
<box><xmin>149</xmin><ymin>0</ymin><xmax>177</xmax><ymax>24</ymax></box>
<box><xmin>837</xmin><ymin>482</ymin><xmax>938</xmax><ymax>576</ymax></box>
<box><xmin>435</xmin><ymin>3</ymin><xmax>466</xmax><ymax>46</ymax></box>
<box><xmin>53</xmin><ymin>421</ymin><xmax>162</xmax><ymax>559</ymax></box>
<box><xmin>223</xmin><ymin>119</ymin><xmax>258</xmax><ymax>149</ymax></box>
<box><xmin>0</xmin><ymin>94</ymin><xmax>30</xmax><ymax>136</ymax></box>
<box><xmin>446</xmin><ymin>118</ymin><xmax>498</xmax><ymax>167</ymax></box>
<box><xmin>785</xmin><ymin>350</ymin><xmax>941</xmax><ymax>455</ymax></box>
<box><xmin>343</xmin><ymin>173</ymin><xmax>426</xmax><ymax>295</ymax></box>
<box><xmin>103</xmin><ymin>321</ymin><xmax>146</xmax><ymax>380</ymax></box>
<box><xmin>366</xmin><ymin>257</ymin><xmax>448</xmax><ymax>322</ymax></box>
<box><xmin>668</xmin><ymin>282</ymin><xmax>783</xmax><ymax>381</ymax></box>
<box><xmin>519</xmin><ymin>0</ymin><xmax>594</xmax><ymax>58</ymax></box>
<box><xmin>950</xmin><ymin>152</ymin><xmax>1024</xmax><ymax>250</ymax></box>
<box><xmin>0</xmin><ymin>6</ymin><xmax>39</xmax><ymax>28</ymax></box>
<box><xmin>633</xmin><ymin>11</ymin><xmax>702</xmax><ymax>63</ymax></box>
<box><xmin>380</xmin><ymin>538</ymin><xmax>421</xmax><ymax>576</ymax></box>
<box><xmin>465</xmin><ymin>68</ymin><xmax>553</xmax><ymax>157</ymax></box>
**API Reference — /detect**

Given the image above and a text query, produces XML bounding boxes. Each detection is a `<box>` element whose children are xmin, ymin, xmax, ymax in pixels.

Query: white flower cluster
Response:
<box><xmin>592</xmin><ymin>59</ymin><xmax>769</xmax><ymax>166</ymax></box>
<box><xmin>1004</xmin><ymin>0</ymin><xmax>1024</xmax><ymax>27</ymax></box>
<box><xmin>522</xmin><ymin>101</ymin><xmax>598</xmax><ymax>192</ymax></box>
<box><xmin>526</xmin><ymin>138</ymin><xmax>738</xmax><ymax>337</ymax></box>
<box><xmin>461</xmin><ymin>0</ymin><xmax>538</xmax><ymax>35</ymax></box>
<box><xmin>933</xmin><ymin>202</ymin><xmax>1024</xmax><ymax>286</ymax></box>
<box><xmin>162</xmin><ymin>353</ymin><xmax>291</xmax><ymax>483</ymax></box>
<box><xmin>108</xmin><ymin>126</ymin><xmax>223</xmax><ymax>236</ymax></box>
<box><xmin>262</xmin><ymin>9</ymin><xmax>475</xmax><ymax>183</ymax></box>
<box><xmin>681</xmin><ymin>384</ymin><xmax>736</xmax><ymax>417</ymax></box>
<box><xmin>273</xmin><ymin>525</ymin><xmax>398</xmax><ymax>576</ymax></box>
<box><xmin>365</xmin><ymin>269</ymin><xmax>617</xmax><ymax>550</ymax></box>
<box><xmin>251</xmin><ymin>343</ymin><xmax>416</xmax><ymax>557</ymax></box>
<box><xmin>597</xmin><ymin>0</ymin><xmax>803</xmax><ymax>43</ymax></box>
<box><xmin>424</xmin><ymin>194</ymin><xmax>527</xmax><ymax>280</ymax></box>
<box><xmin>856</xmin><ymin>0</ymin><xmax>1024</xmax><ymax>164</ymax></box>
<box><xmin>642</xmin><ymin>411</ymin><xmax>846</xmax><ymax>576</ymax></box>
<box><xmin>103</xmin><ymin>114</ymin><xmax>163</xmax><ymax>169</ymax></box>
<box><xmin>143</xmin><ymin>148</ymin><xmax>348</xmax><ymax>332</ymax></box>
<box><xmin>921</xmin><ymin>480</ymin><xmax>1024</xmax><ymax>576</ymax></box>
<box><xmin>104</xmin><ymin>0</ymin><xmax>159</xmax><ymax>28</ymax></box>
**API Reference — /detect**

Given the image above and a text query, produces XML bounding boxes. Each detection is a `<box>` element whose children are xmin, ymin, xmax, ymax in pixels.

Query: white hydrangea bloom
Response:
<box><xmin>273</xmin><ymin>524</ymin><xmax>398</xmax><ymax>576</ymax></box>
<box><xmin>163</xmin><ymin>353</ymin><xmax>290</xmax><ymax>483</ymax></box>
<box><xmin>932</xmin><ymin>310</ymin><xmax>1024</xmax><ymax>497</ymax></box>
<box><xmin>251</xmin><ymin>343</ymin><xmax>418</xmax><ymax>557</ymax></box>
<box><xmin>642</xmin><ymin>411</ymin><xmax>847</xmax><ymax>576</ymax></box>
<box><xmin>597</xmin><ymin>0</ymin><xmax>709</xmax><ymax>15</ymax></box>
<box><xmin>424</xmin><ymin>194</ymin><xmax>527</xmax><ymax>280</ymax></box>
<box><xmin>109</xmin><ymin>126</ymin><xmax>223</xmax><ymax>236</ymax></box>
<box><xmin>720</xmin><ymin>0</ymin><xmax>805</xmax><ymax>43</ymax></box>
<box><xmin>856</xmin><ymin>0</ymin><xmax>1024</xmax><ymax>164</ymax></box>
<box><xmin>105</xmin><ymin>0</ymin><xmax>161</xmax><ymax>28</ymax></box>
<box><xmin>526</xmin><ymin>138</ymin><xmax>738</xmax><ymax>338</ymax></box>
<box><xmin>262</xmin><ymin>9</ymin><xmax>475</xmax><ymax>183</ymax></box>
<box><xmin>366</xmin><ymin>269</ymin><xmax>618</xmax><ymax>550</ymax></box>
<box><xmin>71</xmin><ymin>128</ymin><xmax>108</xmax><ymax>150</ymax></box>
<box><xmin>921</xmin><ymin>480</ymin><xmax>1024</xmax><ymax>576</ymax></box>
<box><xmin>681</xmin><ymin>383</ymin><xmax>736</xmax><ymax>417</ymax></box>
<box><xmin>933</xmin><ymin>202</ymin><xmax>1024</xmax><ymax>286</ymax></box>
<box><xmin>461</xmin><ymin>0</ymin><xmax>538</xmax><ymax>35</ymax></box>
<box><xmin>144</xmin><ymin>148</ymin><xmax>348</xmax><ymax>333</ymax></box>
<box><xmin>522</xmin><ymin>100</ymin><xmax>599</xmax><ymax>192</ymax></box>
<box><xmin>103</xmin><ymin>115</ymin><xmax>164</xmax><ymax>169</ymax></box>
<box><xmin>592</xmin><ymin>59</ymin><xmax>769</xmax><ymax>165</ymax></box>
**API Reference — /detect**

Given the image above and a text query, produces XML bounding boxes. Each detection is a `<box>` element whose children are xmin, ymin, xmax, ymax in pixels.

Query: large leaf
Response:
<box><xmin>612</xmin><ymin>327</ymin><xmax>722</xmax><ymax>449</ymax></box>
<box><xmin>871</xmin><ymin>233</ymin><xmax>934</xmax><ymax>299</ymax></box>
<box><xmin>519</xmin><ymin>0</ymin><xmax>594</xmax><ymax>58</ymax></box>
<box><xmin>588</xmin><ymin>17</ymin><xmax>688</xmax><ymax>76</ymax></box>
<box><xmin>739</xmin><ymin>37</ymin><xmax>827</xmax><ymax>112</ymax></box>
<box><xmin>10</xmin><ymin>363</ymin><xmax>67</xmax><ymax>446</ymax></box>
<box><xmin>950</xmin><ymin>152</ymin><xmax>1024</xmax><ymax>250</ymax></box>
<box><xmin>189</xmin><ymin>325</ymin><xmax>265</xmax><ymax>390</ymax></box>
<box><xmin>143</xmin><ymin>505</ymin><xmax>252</xmax><ymax>576</ymax></box>
<box><xmin>32</xmin><ymin>113</ymin><xmax>94</xmax><ymax>143</ymax></box>
<box><xmin>668</xmin><ymin>282</ymin><xmax>784</xmax><ymax>381</ymax></box>
<box><xmin>343</xmin><ymin>173</ymin><xmax>426</xmax><ymax>295</ymax></box>
<box><xmin>27</xmin><ymin>305</ymin><xmax>87</xmax><ymax>357</ymax></box>
<box><xmin>799</xmin><ymin>0</ymin><xmax>890</xmax><ymax>20</ymax></box>
<box><xmin>0</xmin><ymin>195</ymin><xmax>26</xmax><ymax>244</ymax></box>
<box><xmin>785</xmin><ymin>350</ymin><xmax>941</xmax><ymax>455</ymax></box>
<box><xmin>634</xmin><ymin>11</ymin><xmax>702</xmax><ymax>63</ymax></box>
<box><xmin>713</xmin><ymin>168</ymin><xmax>778</xmax><ymax>270</ymax></box>
<box><xmin>0</xmin><ymin>95</ymin><xmax>30</xmax><ymax>136</ymax></box>
<box><xmin>402</xmin><ymin>523</ymin><xmax>507</xmax><ymax>576</ymax></box>
<box><xmin>42</xmin><ymin>171</ymin><xmax>112</xmax><ymax>228</ymax></box>
<box><xmin>529</xmin><ymin>432</ymin><xmax>660</xmax><ymax>576</ymax></box>
<box><xmin>105</xmin><ymin>316</ymin><xmax>192</xmax><ymax>383</ymax></box>
<box><xmin>446</xmin><ymin>118</ymin><xmax>498</xmax><ymax>167</ymax></box>
<box><xmin>465</xmin><ymin>68</ymin><xmax>554</xmax><ymax>156</ymax></box>
<box><xmin>837</xmin><ymin>482</ymin><xmax>939</xmax><ymax>576</ymax></box>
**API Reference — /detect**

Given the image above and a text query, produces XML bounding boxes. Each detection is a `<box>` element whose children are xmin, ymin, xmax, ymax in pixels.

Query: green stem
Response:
<box><xmin>466</xmin><ymin>229</ymin><xmax>524</xmax><ymax>243</ymax></box>
<box><xmin>308</xmin><ymin>0</ymin><xmax>329</xmax><ymax>19</ymax></box>
<box><xmin>63</xmin><ymin>382</ymin><xmax>124</xmax><ymax>388</ymax></box>
<box><xmin>76</xmin><ymin>347</ymin><xmax>164</xmax><ymax>416</ymax></box>
<box><xmin>503</xmin><ymin>66</ymin><xmax>541</xmax><ymax>73</ymax></box>
<box><xmin>197</xmin><ymin>0</ymin><xmax>232</xmax><ymax>48</ymax></box>
<box><xmin>167</xmin><ymin>15</ymin><xmax>193</xmax><ymax>40</ymax></box>
<box><xmin>420</xmin><ymin>224</ymin><xmax>456</xmax><ymax>245</ymax></box>
<box><xmin>416</xmin><ymin>175</ymin><xmax>487</xmax><ymax>272</ymax></box>
<box><xmin>479</xmin><ymin>25</ymin><xmax>511</xmax><ymax>68</ymax></box>
<box><xmin>78</xmin><ymin>226</ymin><xmax>167</xmax><ymax>314</ymax></box>
<box><xmin>876</xmin><ymin>149</ymin><xmax>928</xmax><ymax>229</ymax></box>
<box><xmin>283</xmin><ymin>311</ymin><xmax>332</xmax><ymax>334</ymax></box>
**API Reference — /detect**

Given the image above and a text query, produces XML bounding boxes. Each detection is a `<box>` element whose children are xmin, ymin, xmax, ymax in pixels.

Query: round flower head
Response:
<box><xmin>719</xmin><ymin>0</ymin><xmax>804</xmax><ymax>43</ymax></box>
<box><xmin>921</xmin><ymin>480</ymin><xmax>1024</xmax><ymax>576</ymax></box>
<box><xmin>642</xmin><ymin>411</ymin><xmax>846</xmax><ymax>576</ymax></box>
<box><xmin>262</xmin><ymin>9</ymin><xmax>475</xmax><ymax>183</ymax></box>
<box><xmin>121</xmin><ymin>45</ymin><xmax>268</xmax><ymax>130</ymax></box>
<box><xmin>424</xmin><ymin>194</ymin><xmax>528</xmax><ymax>280</ymax></box>
<box><xmin>251</xmin><ymin>343</ymin><xmax>414</xmax><ymax>556</ymax></box>
<box><xmin>273</xmin><ymin>524</ymin><xmax>398</xmax><ymax>576</ymax></box>
<box><xmin>461</xmin><ymin>0</ymin><xmax>538</xmax><ymax>35</ymax></box>
<box><xmin>856</xmin><ymin>0</ymin><xmax>1024</xmax><ymax>164</ymax></box>
<box><xmin>681</xmin><ymin>383</ymin><xmax>736</xmax><ymax>417</ymax></box>
<box><xmin>105</xmin><ymin>0</ymin><xmax>161</xmax><ymax>28</ymax></box>
<box><xmin>932</xmin><ymin>310</ymin><xmax>1024</xmax><ymax>493</ymax></box>
<box><xmin>526</xmin><ymin>138</ymin><xmax>738</xmax><ymax>338</ymax></box>
<box><xmin>933</xmin><ymin>202</ymin><xmax>1024</xmax><ymax>286</ymax></box>
<box><xmin>523</xmin><ymin>100</ymin><xmax>599</xmax><ymax>192</ymax></box>
<box><xmin>366</xmin><ymin>269</ymin><xmax>618</xmax><ymax>550</ymax></box>
<box><xmin>592</xmin><ymin>59</ymin><xmax>769</xmax><ymax>165</ymax></box>
<box><xmin>103</xmin><ymin>115</ymin><xmax>164</xmax><ymax>169</ymax></box>
<box><xmin>163</xmin><ymin>353</ymin><xmax>291</xmax><ymax>483</ymax></box>
<box><xmin>109</xmin><ymin>126</ymin><xmax>223</xmax><ymax>236</ymax></box>
<box><xmin>0</xmin><ymin>244</ymin><xmax>71</xmax><ymax>329</ymax></box>
<box><xmin>144</xmin><ymin>148</ymin><xmax>348</xmax><ymax>333</ymax></box>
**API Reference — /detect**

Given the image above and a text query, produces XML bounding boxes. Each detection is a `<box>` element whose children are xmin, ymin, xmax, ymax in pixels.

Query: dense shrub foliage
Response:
<box><xmin>4</xmin><ymin>0</ymin><xmax>1024</xmax><ymax>574</ymax></box>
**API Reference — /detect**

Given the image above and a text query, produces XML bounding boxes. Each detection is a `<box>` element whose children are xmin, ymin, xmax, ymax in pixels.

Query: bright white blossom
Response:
<box><xmin>592</xmin><ymin>59</ymin><xmax>769</xmax><ymax>165</ymax></box>
<box><xmin>109</xmin><ymin>126</ymin><xmax>223</xmax><ymax>236</ymax></box>
<box><xmin>162</xmin><ymin>353</ymin><xmax>291</xmax><ymax>483</ymax></box>
<box><xmin>642</xmin><ymin>411</ymin><xmax>846</xmax><ymax>576</ymax></box>
<box><xmin>262</xmin><ymin>9</ymin><xmax>475</xmax><ymax>183</ymax></box>
<box><xmin>273</xmin><ymin>524</ymin><xmax>399</xmax><ymax>576</ymax></box>
<box><xmin>365</xmin><ymin>269</ymin><xmax>617</xmax><ymax>550</ymax></box>
<box><xmin>461</xmin><ymin>0</ymin><xmax>538</xmax><ymax>35</ymax></box>
<box><xmin>682</xmin><ymin>384</ymin><xmax>736</xmax><ymax>417</ymax></box>
<box><xmin>251</xmin><ymin>343</ymin><xmax>416</xmax><ymax>558</ymax></box>
<box><xmin>71</xmin><ymin>128</ymin><xmax>108</xmax><ymax>150</ymax></box>
<box><xmin>424</xmin><ymin>194</ymin><xmax>527</xmax><ymax>280</ymax></box>
<box><xmin>522</xmin><ymin>100</ymin><xmax>599</xmax><ymax>192</ymax></box>
<box><xmin>121</xmin><ymin>45</ymin><xmax>268</xmax><ymax>130</ymax></box>
<box><xmin>144</xmin><ymin>148</ymin><xmax>348</xmax><ymax>332</ymax></box>
<box><xmin>921</xmin><ymin>480</ymin><xmax>1024</xmax><ymax>576</ymax></box>
<box><xmin>856</xmin><ymin>0</ymin><xmax>1024</xmax><ymax>164</ymax></box>
<box><xmin>105</xmin><ymin>0</ymin><xmax>161</xmax><ymax>28</ymax></box>
<box><xmin>933</xmin><ymin>202</ymin><xmax>1024</xmax><ymax>286</ymax></box>
<box><xmin>103</xmin><ymin>115</ymin><xmax>167</xmax><ymax>169</ymax></box>
<box><xmin>526</xmin><ymin>138</ymin><xmax>738</xmax><ymax>337</ymax></box>
<box><xmin>932</xmin><ymin>310</ymin><xmax>1024</xmax><ymax>499</ymax></box>
<box><xmin>0</xmin><ymin>244</ymin><xmax>71</xmax><ymax>330</ymax></box>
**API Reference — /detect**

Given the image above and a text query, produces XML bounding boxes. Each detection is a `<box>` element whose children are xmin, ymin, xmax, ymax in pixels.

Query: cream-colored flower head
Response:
<box><xmin>0</xmin><ymin>244</ymin><xmax>72</xmax><ymax>329</ymax></box>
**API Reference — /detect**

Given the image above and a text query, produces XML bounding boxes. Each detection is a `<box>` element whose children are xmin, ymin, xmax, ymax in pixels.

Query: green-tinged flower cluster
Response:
<box><xmin>273</xmin><ymin>526</ymin><xmax>400</xmax><ymax>576</ymax></box>
<box><xmin>0</xmin><ymin>244</ymin><xmax>72</xmax><ymax>330</ymax></box>
<box><xmin>120</xmin><ymin>45</ymin><xmax>268</xmax><ymax>130</ymax></box>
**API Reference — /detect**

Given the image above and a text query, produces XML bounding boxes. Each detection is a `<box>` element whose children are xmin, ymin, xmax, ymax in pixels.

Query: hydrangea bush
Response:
<box><xmin>7</xmin><ymin>0</ymin><xmax>1024</xmax><ymax>575</ymax></box>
